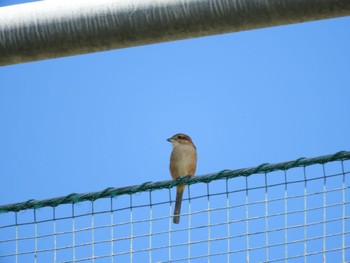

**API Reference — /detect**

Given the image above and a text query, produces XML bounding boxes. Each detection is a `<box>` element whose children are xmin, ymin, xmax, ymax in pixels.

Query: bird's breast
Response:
<box><xmin>170</xmin><ymin>144</ymin><xmax>197</xmax><ymax>179</ymax></box>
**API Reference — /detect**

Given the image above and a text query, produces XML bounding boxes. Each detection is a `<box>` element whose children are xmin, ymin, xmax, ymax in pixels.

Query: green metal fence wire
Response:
<box><xmin>1</xmin><ymin>151</ymin><xmax>349</xmax><ymax>214</ymax></box>
<box><xmin>0</xmin><ymin>150</ymin><xmax>349</xmax><ymax>262</ymax></box>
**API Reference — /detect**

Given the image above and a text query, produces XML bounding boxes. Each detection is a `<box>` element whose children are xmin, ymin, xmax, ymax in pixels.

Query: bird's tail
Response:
<box><xmin>173</xmin><ymin>185</ymin><xmax>185</xmax><ymax>224</ymax></box>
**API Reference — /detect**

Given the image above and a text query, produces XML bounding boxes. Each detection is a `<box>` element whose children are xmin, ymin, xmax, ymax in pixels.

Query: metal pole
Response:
<box><xmin>0</xmin><ymin>0</ymin><xmax>349</xmax><ymax>66</ymax></box>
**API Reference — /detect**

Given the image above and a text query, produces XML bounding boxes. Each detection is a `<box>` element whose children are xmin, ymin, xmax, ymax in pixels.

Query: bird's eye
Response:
<box><xmin>177</xmin><ymin>135</ymin><xmax>183</xmax><ymax>139</ymax></box>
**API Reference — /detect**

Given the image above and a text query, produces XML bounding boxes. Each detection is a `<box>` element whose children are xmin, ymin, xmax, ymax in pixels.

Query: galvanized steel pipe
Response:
<box><xmin>0</xmin><ymin>0</ymin><xmax>349</xmax><ymax>66</ymax></box>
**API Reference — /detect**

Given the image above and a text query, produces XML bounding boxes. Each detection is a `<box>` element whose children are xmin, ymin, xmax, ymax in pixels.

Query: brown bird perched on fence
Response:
<box><xmin>167</xmin><ymin>133</ymin><xmax>197</xmax><ymax>224</ymax></box>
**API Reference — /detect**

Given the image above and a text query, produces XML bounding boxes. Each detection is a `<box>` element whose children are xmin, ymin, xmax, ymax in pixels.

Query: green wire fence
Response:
<box><xmin>0</xmin><ymin>151</ymin><xmax>349</xmax><ymax>262</ymax></box>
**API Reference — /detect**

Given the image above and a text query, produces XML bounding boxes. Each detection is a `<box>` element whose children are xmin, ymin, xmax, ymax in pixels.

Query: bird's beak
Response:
<box><xmin>167</xmin><ymin>138</ymin><xmax>173</xmax><ymax>142</ymax></box>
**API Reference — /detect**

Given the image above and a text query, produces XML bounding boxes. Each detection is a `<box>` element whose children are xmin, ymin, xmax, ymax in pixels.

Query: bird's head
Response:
<box><xmin>167</xmin><ymin>133</ymin><xmax>195</xmax><ymax>148</ymax></box>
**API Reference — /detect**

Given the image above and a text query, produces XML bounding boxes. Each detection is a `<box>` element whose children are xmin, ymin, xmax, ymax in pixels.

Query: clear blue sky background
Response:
<box><xmin>0</xmin><ymin>1</ymin><xmax>349</xmax><ymax>261</ymax></box>
<box><xmin>1</xmin><ymin>2</ymin><xmax>349</xmax><ymax>204</ymax></box>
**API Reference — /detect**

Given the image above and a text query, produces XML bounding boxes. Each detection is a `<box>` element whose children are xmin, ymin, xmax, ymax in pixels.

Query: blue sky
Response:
<box><xmin>1</xmin><ymin>11</ymin><xmax>349</xmax><ymax>204</ymax></box>
<box><xmin>0</xmin><ymin>1</ymin><xmax>349</xmax><ymax>261</ymax></box>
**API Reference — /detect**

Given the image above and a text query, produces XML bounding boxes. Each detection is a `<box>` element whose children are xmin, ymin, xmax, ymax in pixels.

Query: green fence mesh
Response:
<box><xmin>0</xmin><ymin>151</ymin><xmax>349</xmax><ymax>262</ymax></box>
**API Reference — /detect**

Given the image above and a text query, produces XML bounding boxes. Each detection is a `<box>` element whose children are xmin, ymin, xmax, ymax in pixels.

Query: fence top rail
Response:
<box><xmin>1</xmin><ymin>150</ymin><xmax>349</xmax><ymax>214</ymax></box>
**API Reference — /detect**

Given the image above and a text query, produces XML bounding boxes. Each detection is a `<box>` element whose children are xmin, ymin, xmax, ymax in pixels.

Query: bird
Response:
<box><xmin>167</xmin><ymin>133</ymin><xmax>197</xmax><ymax>224</ymax></box>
